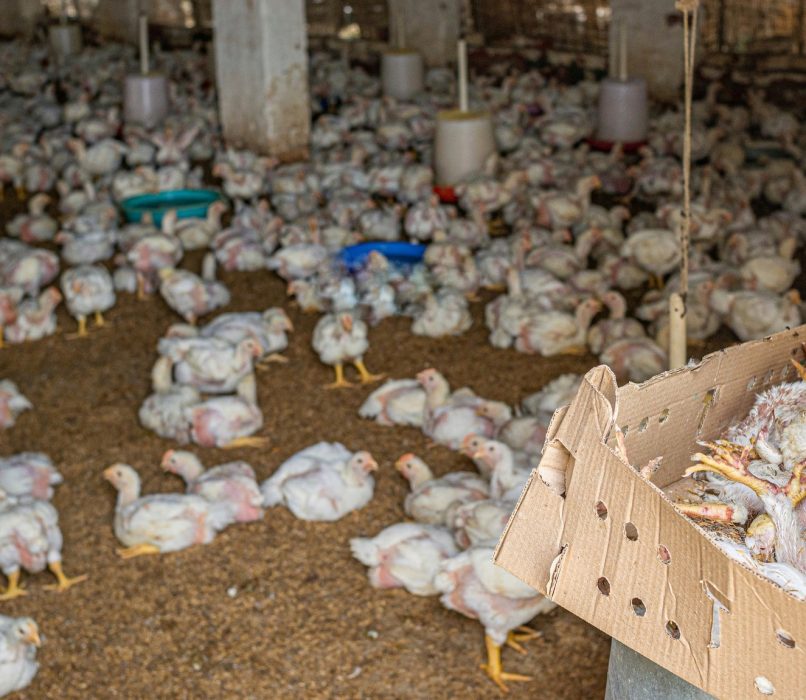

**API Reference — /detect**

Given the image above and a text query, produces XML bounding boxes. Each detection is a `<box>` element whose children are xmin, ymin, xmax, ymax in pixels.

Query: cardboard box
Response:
<box><xmin>494</xmin><ymin>326</ymin><xmax>806</xmax><ymax>700</ymax></box>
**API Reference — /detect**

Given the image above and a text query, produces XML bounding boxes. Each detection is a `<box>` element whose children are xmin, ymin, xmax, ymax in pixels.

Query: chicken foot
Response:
<box><xmin>117</xmin><ymin>543</ymin><xmax>161</xmax><ymax>559</ymax></box>
<box><xmin>0</xmin><ymin>571</ymin><xmax>26</xmax><ymax>600</ymax></box>
<box><xmin>325</xmin><ymin>363</ymin><xmax>354</xmax><ymax>389</ymax></box>
<box><xmin>480</xmin><ymin>635</ymin><xmax>532</xmax><ymax>693</ymax></box>
<box><xmin>66</xmin><ymin>315</ymin><xmax>89</xmax><ymax>339</ymax></box>
<box><xmin>353</xmin><ymin>359</ymin><xmax>384</xmax><ymax>385</ymax></box>
<box><xmin>504</xmin><ymin>627</ymin><xmax>542</xmax><ymax>655</ymax></box>
<box><xmin>560</xmin><ymin>345</ymin><xmax>588</xmax><ymax>356</ymax></box>
<box><xmin>256</xmin><ymin>353</ymin><xmax>289</xmax><ymax>369</ymax></box>
<box><xmin>673</xmin><ymin>501</ymin><xmax>748</xmax><ymax>524</ymax></box>
<box><xmin>222</xmin><ymin>436</ymin><xmax>270</xmax><ymax>449</ymax></box>
<box><xmin>43</xmin><ymin>561</ymin><xmax>87</xmax><ymax>592</ymax></box>
<box><xmin>94</xmin><ymin>310</ymin><xmax>106</xmax><ymax>328</ymax></box>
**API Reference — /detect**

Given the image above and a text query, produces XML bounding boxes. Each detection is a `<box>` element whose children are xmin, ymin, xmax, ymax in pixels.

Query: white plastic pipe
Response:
<box><xmin>139</xmin><ymin>13</ymin><xmax>149</xmax><ymax>75</ymax></box>
<box><xmin>457</xmin><ymin>39</ymin><xmax>468</xmax><ymax>112</ymax></box>
<box><xmin>618</xmin><ymin>21</ymin><xmax>628</xmax><ymax>81</ymax></box>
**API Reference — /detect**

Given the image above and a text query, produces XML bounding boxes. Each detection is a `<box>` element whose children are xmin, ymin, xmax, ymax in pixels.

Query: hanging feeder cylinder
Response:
<box><xmin>49</xmin><ymin>24</ymin><xmax>83</xmax><ymax>60</ymax></box>
<box><xmin>381</xmin><ymin>50</ymin><xmax>424</xmax><ymax>100</ymax></box>
<box><xmin>124</xmin><ymin>74</ymin><xmax>170</xmax><ymax>128</ymax></box>
<box><xmin>595</xmin><ymin>77</ymin><xmax>648</xmax><ymax>144</ymax></box>
<box><xmin>433</xmin><ymin>110</ymin><xmax>495</xmax><ymax>186</ymax></box>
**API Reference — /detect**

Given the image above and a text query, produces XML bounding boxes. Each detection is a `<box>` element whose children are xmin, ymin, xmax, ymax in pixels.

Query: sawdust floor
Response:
<box><xmin>0</xmin><ymin>198</ymin><xmax>741</xmax><ymax>699</ymax></box>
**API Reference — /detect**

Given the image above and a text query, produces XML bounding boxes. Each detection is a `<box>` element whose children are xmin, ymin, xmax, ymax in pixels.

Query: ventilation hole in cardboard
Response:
<box><xmin>747</xmin><ymin>376</ymin><xmax>757</xmax><ymax>390</ymax></box>
<box><xmin>657</xmin><ymin>545</ymin><xmax>672</xmax><ymax>564</ymax></box>
<box><xmin>621</xmin><ymin>425</ymin><xmax>629</xmax><ymax>436</ymax></box>
<box><xmin>775</xmin><ymin>630</ymin><xmax>795</xmax><ymax>649</ymax></box>
<box><xmin>754</xmin><ymin>676</ymin><xmax>775</xmax><ymax>695</ymax></box>
<box><xmin>637</xmin><ymin>417</ymin><xmax>649</xmax><ymax>433</ymax></box>
<box><xmin>658</xmin><ymin>408</ymin><xmax>670</xmax><ymax>424</ymax></box>
<box><xmin>665</xmin><ymin>620</ymin><xmax>680</xmax><ymax>640</ymax></box>
<box><xmin>780</xmin><ymin>364</ymin><xmax>791</xmax><ymax>379</ymax></box>
<box><xmin>631</xmin><ymin>598</ymin><xmax>646</xmax><ymax>616</ymax></box>
<box><xmin>597</xmin><ymin>577</ymin><xmax>610</xmax><ymax>596</ymax></box>
<box><xmin>624</xmin><ymin>523</ymin><xmax>638</xmax><ymax>541</ymax></box>
<box><xmin>595</xmin><ymin>501</ymin><xmax>608</xmax><ymax>520</ymax></box>
<box><xmin>764</xmin><ymin>369</ymin><xmax>775</xmax><ymax>385</ymax></box>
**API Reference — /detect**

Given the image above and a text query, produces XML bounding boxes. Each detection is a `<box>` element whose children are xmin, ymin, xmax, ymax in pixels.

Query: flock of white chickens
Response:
<box><xmin>0</xmin><ymin>23</ymin><xmax>804</xmax><ymax>696</ymax></box>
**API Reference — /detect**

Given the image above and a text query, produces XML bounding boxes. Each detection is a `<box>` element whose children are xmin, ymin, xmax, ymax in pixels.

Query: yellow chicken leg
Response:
<box><xmin>117</xmin><ymin>543</ymin><xmax>161</xmax><ymax>559</ymax></box>
<box><xmin>560</xmin><ymin>344</ymin><xmax>588</xmax><ymax>356</ymax></box>
<box><xmin>222</xmin><ymin>436</ymin><xmax>270</xmax><ymax>449</ymax></box>
<box><xmin>353</xmin><ymin>359</ymin><xmax>384</xmax><ymax>385</ymax></box>
<box><xmin>0</xmin><ymin>571</ymin><xmax>26</xmax><ymax>600</ymax></box>
<box><xmin>44</xmin><ymin>561</ymin><xmax>87</xmax><ymax>592</ymax></box>
<box><xmin>325</xmin><ymin>363</ymin><xmax>353</xmax><ymax>389</ymax></box>
<box><xmin>480</xmin><ymin>635</ymin><xmax>533</xmax><ymax>692</ymax></box>
<box><xmin>94</xmin><ymin>310</ymin><xmax>105</xmax><ymax>327</ymax></box>
<box><xmin>257</xmin><ymin>353</ymin><xmax>289</xmax><ymax>370</ymax></box>
<box><xmin>505</xmin><ymin>626</ymin><xmax>542</xmax><ymax>654</ymax></box>
<box><xmin>66</xmin><ymin>316</ymin><xmax>89</xmax><ymax>340</ymax></box>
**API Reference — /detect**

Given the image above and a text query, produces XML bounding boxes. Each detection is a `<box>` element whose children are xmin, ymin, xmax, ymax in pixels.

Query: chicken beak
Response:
<box><xmin>473</xmin><ymin>449</ymin><xmax>487</xmax><ymax>461</ymax></box>
<box><xmin>365</xmin><ymin>458</ymin><xmax>379</xmax><ymax>473</ymax></box>
<box><xmin>341</xmin><ymin>315</ymin><xmax>353</xmax><ymax>332</ymax></box>
<box><xmin>160</xmin><ymin>450</ymin><xmax>174</xmax><ymax>470</ymax></box>
<box><xmin>24</xmin><ymin>626</ymin><xmax>41</xmax><ymax>648</ymax></box>
<box><xmin>102</xmin><ymin>467</ymin><xmax>115</xmax><ymax>482</ymax></box>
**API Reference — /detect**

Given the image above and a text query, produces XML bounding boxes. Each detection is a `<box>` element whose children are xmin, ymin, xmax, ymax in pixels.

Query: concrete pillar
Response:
<box><xmin>387</xmin><ymin>0</ymin><xmax>461</xmax><ymax>67</ymax></box>
<box><xmin>212</xmin><ymin>0</ymin><xmax>309</xmax><ymax>160</ymax></box>
<box><xmin>605</xmin><ymin>640</ymin><xmax>714</xmax><ymax>700</ymax></box>
<box><xmin>609</xmin><ymin>0</ymin><xmax>695</xmax><ymax>102</ymax></box>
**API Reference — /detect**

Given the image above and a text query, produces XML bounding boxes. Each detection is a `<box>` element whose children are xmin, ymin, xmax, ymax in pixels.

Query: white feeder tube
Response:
<box><xmin>618</xmin><ymin>21</ymin><xmax>628</xmax><ymax>81</ymax></box>
<box><xmin>608</xmin><ymin>22</ymin><xmax>617</xmax><ymax>79</ymax></box>
<box><xmin>668</xmin><ymin>293</ymin><xmax>687</xmax><ymax>370</ymax></box>
<box><xmin>60</xmin><ymin>0</ymin><xmax>68</xmax><ymax>24</ymax></box>
<box><xmin>457</xmin><ymin>39</ymin><xmax>468</xmax><ymax>112</ymax></box>
<box><xmin>139</xmin><ymin>13</ymin><xmax>150</xmax><ymax>75</ymax></box>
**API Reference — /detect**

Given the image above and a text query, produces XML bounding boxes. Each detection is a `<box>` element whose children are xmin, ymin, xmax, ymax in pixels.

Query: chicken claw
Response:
<box><xmin>257</xmin><ymin>353</ymin><xmax>289</xmax><ymax>367</ymax></box>
<box><xmin>117</xmin><ymin>543</ymin><xmax>161</xmax><ymax>559</ymax></box>
<box><xmin>560</xmin><ymin>345</ymin><xmax>587</xmax><ymax>356</ymax></box>
<box><xmin>504</xmin><ymin>627</ymin><xmax>540</xmax><ymax>655</ymax></box>
<box><xmin>66</xmin><ymin>316</ymin><xmax>89</xmax><ymax>339</ymax></box>
<box><xmin>0</xmin><ymin>572</ymin><xmax>26</xmax><ymax>600</ymax></box>
<box><xmin>94</xmin><ymin>311</ymin><xmax>106</xmax><ymax>328</ymax></box>
<box><xmin>221</xmin><ymin>436</ymin><xmax>270</xmax><ymax>450</ymax></box>
<box><xmin>353</xmin><ymin>360</ymin><xmax>384</xmax><ymax>385</ymax></box>
<box><xmin>325</xmin><ymin>363</ymin><xmax>354</xmax><ymax>389</ymax></box>
<box><xmin>43</xmin><ymin>562</ymin><xmax>87</xmax><ymax>592</ymax></box>
<box><xmin>481</xmin><ymin>635</ymin><xmax>532</xmax><ymax>692</ymax></box>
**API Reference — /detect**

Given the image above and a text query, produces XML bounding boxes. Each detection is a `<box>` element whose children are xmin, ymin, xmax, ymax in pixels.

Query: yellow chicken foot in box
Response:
<box><xmin>0</xmin><ymin>571</ymin><xmax>26</xmax><ymax>600</ymax></box>
<box><xmin>353</xmin><ymin>359</ymin><xmax>384</xmax><ymax>384</ymax></box>
<box><xmin>44</xmin><ymin>562</ymin><xmax>87</xmax><ymax>592</ymax></box>
<box><xmin>480</xmin><ymin>635</ymin><xmax>532</xmax><ymax>692</ymax></box>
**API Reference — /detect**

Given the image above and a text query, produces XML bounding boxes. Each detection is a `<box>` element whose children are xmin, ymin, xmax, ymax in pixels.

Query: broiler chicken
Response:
<box><xmin>103</xmin><ymin>463</ymin><xmax>230</xmax><ymax>559</ymax></box>
<box><xmin>450</xmin><ymin>499</ymin><xmax>513</xmax><ymax>548</ymax></box>
<box><xmin>473</xmin><ymin>439</ymin><xmax>531</xmax><ymax>501</ymax></box>
<box><xmin>395</xmin><ymin>454</ymin><xmax>489</xmax><ymax>526</ymax></box>
<box><xmin>60</xmin><ymin>264</ymin><xmax>116</xmax><ymax>337</ymax></box>
<box><xmin>0</xmin><ymin>453</ymin><xmax>61</xmax><ymax>501</ymax></box>
<box><xmin>0</xmin><ymin>495</ymin><xmax>86</xmax><ymax>599</ymax></box>
<box><xmin>161</xmin><ymin>450</ymin><xmax>263</xmax><ymax>524</ymax></box>
<box><xmin>350</xmin><ymin>522</ymin><xmax>458</xmax><ymax>595</ymax></box>
<box><xmin>158</xmin><ymin>254</ymin><xmax>230</xmax><ymax>324</ymax></box>
<box><xmin>312</xmin><ymin>311</ymin><xmax>383</xmax><ymax>388</ymax></box>
<box><xmin>260</xmin><ymin>443</ymin><xmax>377</xmax><ymax>521</ymax></box>
<box><xmin>434</xmin><ymin>544</ymin><xmax>555</xmax><ymax>691</ymax></box>
<box><xmin>200</xmin><ymin>307</ymin><xmax>294</xmax><ymax>365</ymax></box>
<box><xmin>0</xmin><ymin>616</ymin><xmax>40</xmax><ymax>697</ymax></box>
<box><xmin>358</xmin><ymin>378</ymin><xmax>426</xmax><ymax>427</ymax></box>
<box><xmin>0</xmin><ymin>381</ymin><xmax>32</xmax><ymax>430</ymax></box>
<box><xmin>3</xmin><ymin>288</ymin><xmax>61</xmax><ymax>345</ymax></box>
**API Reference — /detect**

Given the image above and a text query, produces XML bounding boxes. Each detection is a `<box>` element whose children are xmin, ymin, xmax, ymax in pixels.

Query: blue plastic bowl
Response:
<box><xmin>119</xmin><ymin>189</ymin><xmax>223</xmax><ymax>226</ymax></box>
<box><xmin>340</xmin><ymin>241</ymin><xmax>426</xmax><ymax>272</ymax></box>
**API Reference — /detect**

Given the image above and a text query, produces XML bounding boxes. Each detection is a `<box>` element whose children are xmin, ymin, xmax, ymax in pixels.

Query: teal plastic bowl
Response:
<box><xmin>119</xmin><ymin>189</ymin><xmax>223</xmax><ymax>226</ymax></box>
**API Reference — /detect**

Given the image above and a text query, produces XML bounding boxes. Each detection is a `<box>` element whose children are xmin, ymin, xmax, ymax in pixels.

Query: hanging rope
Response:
<box><xmin>676</xmin><ymin>0</ymin><xmax>699</xmax><ymax>301</ymax></box>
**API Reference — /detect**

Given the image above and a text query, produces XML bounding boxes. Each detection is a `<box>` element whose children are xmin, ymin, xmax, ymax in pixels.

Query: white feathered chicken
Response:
<box><xmin>0</xmin><ymin>616</ymin><xmax>40</xmax><ymax>697</ymax></box>
<box><xmin>312</xmin><ymin>311</ymin><xmax>383</xmax><ymax>388</ymax></box>
<box><xmin>60</xmin><ymin>264</ymin><xmax>116</xmax><ymax>336</ymax></box>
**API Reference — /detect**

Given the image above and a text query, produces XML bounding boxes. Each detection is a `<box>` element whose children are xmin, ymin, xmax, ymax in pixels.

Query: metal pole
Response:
<box><xmin>717</xmin><ymin>0</ymin><xmax>726</xmax><ymax>52</ymax></box>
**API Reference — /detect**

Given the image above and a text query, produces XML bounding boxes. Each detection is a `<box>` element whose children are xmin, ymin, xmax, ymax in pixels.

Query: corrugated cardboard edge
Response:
<box><xmin>494</xmin><ymin>327</ymin><xmax>806</xmax><ymax>700</ymax></box>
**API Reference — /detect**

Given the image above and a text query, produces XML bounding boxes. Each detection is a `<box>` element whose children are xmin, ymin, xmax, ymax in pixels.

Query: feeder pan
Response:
<box><xmin>434</xmin><ymin>109</ymin><xmax>496</xmax><ymax>187</ymax></box>
<box><xmin>49</xmin><ymin>24</ymin><xmax>82</xmax><ymax>61</ymax></box>
<box><xmin>381</xmin><ymin>49</ymin><xmax>424</xmax><ymax>101</ymax></box>
<box><xmin>124</xmin><ymin>73</ymin><xmax>170</xmax><ymax>129</ymax></box>
<box><xmin>120</xmin><ymin>189</ymin><xmax>222</xmax><ymax>227</ymax></box>
<box><xmin>585</xmin><ymin>137</ymin><xmax>646</xmax><ymax>154</ymax></box>
<box><xmin>433</xmin><ymin>185</ymin><xmax>459</xmax><ymax>204</ymax></box>
<box><xmin>595</xmin><ymin>77</ymin><xmax>648</xmax><ymax>145</ymax></box>
<box><xmin>340</xmin><ymin>242</ymin><xmax>426</xmax><ymax>273</ymax></box>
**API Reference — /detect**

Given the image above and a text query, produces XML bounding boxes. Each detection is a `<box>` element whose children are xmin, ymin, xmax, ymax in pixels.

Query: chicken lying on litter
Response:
<box><xmin>3</xmin><ymin>288</ymin><xmax>61</xmax><ymax>344</ymax></box>
<box><xmin>395</xmin><ymin>454</ymin><xmax>489</xmax><ymax>526</ymax></box>
<box><xmin>312</xmin><ymin>311</ymin><xmax>384</xmax><ymax>388</ymax></box>
<box><xmin>60</xmin><ymin>264</ymin><xmax>116</xmax><ymax>337</ymax></box>
<box><xmin>161</xmin><ymin>450</ymin><xmax>263</xmax><ymax>524</ymax></box>
<box><xmin>261</xmin><ymin>442</ymin><xmax>377</xmax><ymax>521</ymax></box>
<box><xmin>350</xmin><ymin>522</ymin><xmax>458</xmax><ymax>596</ymax></box>
<box><xmin>450</xmin><ymin>499</ymin><xmax>514</xmax><ymax>549</ymax></box>
<box><xmin>0</xmin><ymin>453</ymin><xmax>62</xmax><ymax>501</ymax></box>
<box><xmin>434</xmin><ymin>544</ymin><xmax>555</xmax><ymax>691</ymax></box>
<box><xmin>474</xmin><ymin>439</ymin><xmax>531</xmax><ymax>501</ymax></box>
<box><xmin>158</xmin><ymin>254</ymin><xmax>230</xmax><ymax>324</ymax></box>
<box><xmin>0</xmin><ymin>616</ymin><xmax>40</xmax><ymax>697</ymax></box>
<box><xmin>358</xmin><ymin>378</ymin><xmax>426</xmax><ymax>427</ymax></box>
<box><xmin>0</xmin><ymin>494</ymin><xmax>86</xmax><ymax>598</ymax></box>
<box><xmin>0</xmin><ymin>381</ymin><xmax>32</xmax><ymax>430</ymax></box>
<box><xmin>103</xmin><ymin>463</ymin><xmax>230</xmax><ymax>558</ymax></box>
<box><xmin>418</xmin><ymin>368</ymin><xmax>496</xmax><ymax>449</ymax></box>
<box><xmin>199</xmin><ymin>307</ymin><xmax>294</xmax><ymax>365</ymax></box>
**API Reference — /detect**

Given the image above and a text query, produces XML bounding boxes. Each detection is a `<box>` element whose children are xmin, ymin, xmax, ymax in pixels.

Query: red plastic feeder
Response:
<box><xmin>585</xmin><ymin>137</ymin><xmax>647</xmax><ymax>153</ymax></box>
<box><xmin>433</xmin><ymin>185</ymin><xmax>458</xmax><ymax>204</ymax></box>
